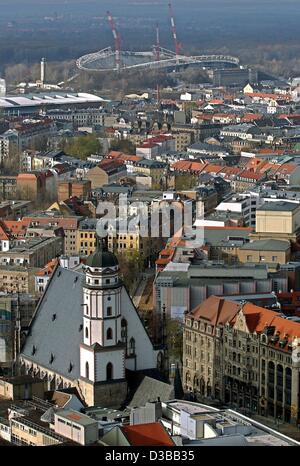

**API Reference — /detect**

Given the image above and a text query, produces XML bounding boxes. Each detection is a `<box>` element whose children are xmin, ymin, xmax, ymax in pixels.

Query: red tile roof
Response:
<box><xmin>137</xmin><ymin>142</ymin><xmax>159</xmax><ymax>149</ymax></box>
<box><xmin>202</xmin><ymin>164</ymin><xmax>223</xmax><ymax>174</ymax></box>
<box><xmin>107</xmin><ymin>151</ymin><xmax>142</xmax><ymax>163</ymax></box>
<box><xmin>237</xmin><ymin>169</ymin><xmax>265</xmax><ymax>181</ymax></box>
<box><xmin>0</xmin><ymin>224</ymin><xmax>9</xmax><ymax>241</ymax></box>
<box><xmin>190</xmin><ymin>296</ymin><xmax>241</xmax><ymax>327</ymax></box>
<box><xmin>237</xmin><ymin>303</ymin><xmax>300</xmax><ymax>350</ymax></box>
<box><xmin>121</xmin><ymin>423</ymin><xmax>174</xmax><ymax>446</ymax></box>
<box><xmin>192</xmin><ymin>297</ymin><xmax>300</xmax><ymax>353</ymax></box>
<box><xmin>172</xmin><ymin>161</ymin><xmax>207</xmax><ymax>173</ymax></box>
<box><xmin>0</xmin><ymin>219</ymin><xmax>29</xmax><ymax>238</ymax></box>
<box><xmin>245</xmin><ymin>92</ymin><xmax>291</xmax><ymax>101</ymax></box>
<box><xmin>274</xmin><ymin>163</ymin><xmax>298</xmax><ymax>176</ymax></box>
<box><xmin>209</xmin><ymin>99</ymin><xmax>224</xmax><ymax>105</ymax></box>
<box><xmin>241</xmin><ymin>113</ymin><xmax>263</xmax><ymax>122</ymax></box>
<box><xmin>35</xmin><ymin>258</ymin><xmax>58</xmax><ymax>277</ymax></box>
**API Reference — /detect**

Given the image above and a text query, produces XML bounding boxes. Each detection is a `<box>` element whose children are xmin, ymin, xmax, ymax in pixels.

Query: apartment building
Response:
<box><xmin>238</xmin><ymin>239</ymin><xmax>291</xmax><ymax>267</ymax></box>
<box><xmin>86</xmin><ymin>159</ymin><xmax>127</xmax><ymax>188</ymax></box>
<box><xmin>54</xmin><ymin>410</ymin><xmax>98</xmax><ymax>446</ymax></box>
<box><xmin>133</xmin><ymin>160</ymin><xmax>167</xmax><ymax>186</ymax></box>
<box><xmin>76</xmin><ymin>218</ymin><xmax>98</xmax><ymax>257</ymax></box>
<box><xmin>23</xmin><ymin>214</ymin><xmax>82</xmax><ymax>256</ymax></box>
<box><xmin>216</xmin><ymin>193</ymin><xmax>261</xmax><ymax>228</ymax></box>
<box><xmin>0</xmin><ymin>200</ymin><xmax>31</xmax><ymax>220</ymax></box>
<box><xmin>46</xmin><ymin>108</ymin><xmax>105</xmax><ymax>127</ymax></box>
<box><xmin>16</xmin><ymin>171</ymin><xmax>56</xmax><ymax>202</ymax></box>
<box><xmin>252</xmin><ymin>201</ymin><xmax>300</xmax><ymax>244</ymax></box>
<box><xmin>0</xmin><ymin>266</ymin><xmax>38</xmax><ymax>294</ymax></box>
<box><xmin>10</xmin><ymin>413</ymin><xmax>66</xmax><ymax>446</ymax></box>
<box><xmin>0</xmin><ymin>294</ymin><xmax>38</xmax><ymax>372</ymax></box>
<box><xmin>172</xmin><ymin>131</ymin><xmax>193</xmax><ymax>152</ymax></box>
<box><xmin>0</xmin><ymin>136</ymin><xmax>10</xmax><ymax>162</ymax></box>
<box><xmin>0</xmin><ymin>176</ymin><xmax>18</xmax><ymax>201</ymax></box>
<box><xmin>0</xmin><ymin>236</ymin><xmax>64</xmax><ymax>269</ymax></box>
<box><xmin>58</xmin><ymin>179</ymin><xmax>91</xmax><ymax>202</ymax></box>
<box><xmin>183</xmin><ymin>296</ymin><xmax>300</xmax><ymax>424</ymax></box>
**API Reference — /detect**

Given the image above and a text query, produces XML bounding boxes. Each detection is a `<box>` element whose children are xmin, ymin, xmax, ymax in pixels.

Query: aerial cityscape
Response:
<box><xmin>1</xmin><ymin>0</ymin><xmax>300</xmax><ymax>453</ymax></box>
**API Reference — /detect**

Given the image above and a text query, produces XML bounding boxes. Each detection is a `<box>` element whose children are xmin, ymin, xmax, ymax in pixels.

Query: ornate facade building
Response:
<box><xmin>183</xmin><ymin>296</ymin><xmax>300</xmax><ymax>424</ymax></box>
<box><xmin>20</xmin><ymin>238</ymin><xmax>164</xmax><ymax>407</ymax></box>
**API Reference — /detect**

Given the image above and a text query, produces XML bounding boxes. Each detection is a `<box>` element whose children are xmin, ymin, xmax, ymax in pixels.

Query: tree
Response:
<box><xmin>0</xmin><ymin>143</ymin><xmax>21</xmax><ymax>175</ymax></box>
<box><xmin>165</xmin><ymin>316</ymin><xmax>183</xmax><ymax>365</ymax></box>
<box><xmin>116</xmin><ymin>250</ymin><xmax>144</xmax><ymax>295</ymax></box>
<box><xmin>63</xmin><ymin>134</ymin><xmax>102</xmax><ymax>160</ymax></box>
<box><xmin>175</xmin><ymin>173</ymin><xmax>199</xmax><ymax>190</ymax></box>
<box><xmin>110</xmin><ymin>138</ymin><xmax>136</xmax><ymax>155</ymax></box>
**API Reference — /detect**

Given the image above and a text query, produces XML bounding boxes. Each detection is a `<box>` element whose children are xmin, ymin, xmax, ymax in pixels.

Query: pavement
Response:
<box><xmin>132</xmin><ymin>269</ymin><xmax>155</xmax><ymax>309</ymax></box>
<box><xmin>132</xmin><ymin>276</ymin><xmax>147</xmax><ymax>308</ymax></box>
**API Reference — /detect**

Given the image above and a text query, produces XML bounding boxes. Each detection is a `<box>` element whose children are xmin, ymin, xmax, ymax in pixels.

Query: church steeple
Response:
<box><xmin>80</xmin><ymin>235</ymin><xmax>124</xmax><ymax>385</ymax></box>
<box><xmin>85</xmin><ymin>234</ymin><xmax>118</xmax><ymax>270</ymax></box>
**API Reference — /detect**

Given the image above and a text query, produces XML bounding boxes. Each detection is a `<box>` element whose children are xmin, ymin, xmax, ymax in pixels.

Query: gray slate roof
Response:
<box><xmin>240</xmin><ymin>239</ymin><xmax>290</xmax><ymax>251</ymax></box>
<box><xmin>129</xmin><ymin>376</ymin><xmax>174</xmax><ymax>408</ymax></box>
<box><xmin>258</xmin><ymin>201</ymin><xmax>299</xmax><ymax>212</ymax></box>
<box><xmin>21</xmin><ymin>266</ymin><xmax>84</xmax><ymax>380</ymax></box>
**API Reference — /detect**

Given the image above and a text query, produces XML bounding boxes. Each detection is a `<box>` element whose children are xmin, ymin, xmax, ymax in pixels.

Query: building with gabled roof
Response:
<box><xmin>183</xmin><ymin>295</ymin><xmax>300</xmax><ymax>425</ymax></box>
<box><xmin>100</xmin><ymin>421</ymin><xmax>174</xmax><ymax>446</ymax></box>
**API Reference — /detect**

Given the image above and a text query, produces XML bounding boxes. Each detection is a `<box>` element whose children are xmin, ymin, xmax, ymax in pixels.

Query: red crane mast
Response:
<box><xmin>168</xmin><ymin>2</ymin><xmax>182</xmax><ymax>63</ymax></box>
<box><xmin>107</xmin><ymin>11</ymin><xmax>122</xmax><ymax>72</ymax></box>
<box><xmin>156</xmin><ymin>23</ymin><xmax>161</xmax><ymax>62</ymax></box>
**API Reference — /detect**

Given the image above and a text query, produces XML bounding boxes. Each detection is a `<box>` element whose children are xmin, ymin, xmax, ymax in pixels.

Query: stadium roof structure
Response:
<box><xmin>0</xmin><ymin>92</ymin><xmax>108</xmax><ymax>111</ymax></box>
<box><xmin>76</xmin><ymin>46</ymin><xmax>240</xmax><ymax>73</ymax></box>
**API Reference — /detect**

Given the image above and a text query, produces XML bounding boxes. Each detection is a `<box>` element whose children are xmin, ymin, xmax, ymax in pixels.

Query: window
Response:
<box><xmin>106</xmin><ymin>362</ymin><xmax>113</xmax><ymax>381</ymax></box>
<box><xmin>121</xmin><ymin>318</ymin><xmax>127</xmax><ymax>344</ymax></box>
<box><xmin>107</xmin><ymin>306</ymin><xmax>112</xmax><ymax>316</ymax></box>
<box><xmin>107</xmin><ymin>328</ymin><xmax>113</xmax><ymax>340</ymax></box>
<box><xmin>129</xmin><ymin>337</ymin><xmax>136</xmax><ymax>355</ymax></box>
<box><xmin>260</xmin><ymin>256</ymin><xmax>265</xmax><ymax>261</ymax></box>
<box><xmin>247</xmin><ymin>255</ymin><xmax>252</xmax><ymax>261</ymax></box>
<box><xmin>272</xmin><ymin>256</ymin><xmax>278</xmax><ymax>262</ymax></box>
<box><xmin>85</xmin><ymin>327</ymin><xmax>89</xmax><ymax>339</ymax></box>
<box><xmin>85</xmin><ymin>362</ymin><xmax>89</xmax><ymax>379</ymax></box>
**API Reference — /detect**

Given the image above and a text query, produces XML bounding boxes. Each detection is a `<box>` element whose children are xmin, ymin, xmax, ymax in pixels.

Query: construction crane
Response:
<box><xmin>168</xmin><ymin>1</ymin><xmax>182</xmax><ymax>64</ymax></box>
<box><xmin>155</xmin><ymin>24</ymin><xmax>161</xmax><ymax>104</ymax></box>
<box><xmin>156</xmin><ymin>23</ymin><xmax>161</xmax><ymax>62</ymax></box>
<box><xmin>107</xmin><ymin>11</ymin><xmax>122</xmax><ymax>72</ymax></box>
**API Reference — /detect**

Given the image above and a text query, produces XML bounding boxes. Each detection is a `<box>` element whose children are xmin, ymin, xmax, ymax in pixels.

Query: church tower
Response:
<box><xmin>79</xmin><ymin>236</ymin><xmax>127</xmax><ymax>407</ymax></box>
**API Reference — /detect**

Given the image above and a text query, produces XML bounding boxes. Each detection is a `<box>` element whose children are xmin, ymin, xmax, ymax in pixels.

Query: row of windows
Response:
<box><xmin>246</xmin><ymin>255</ymin><xmax>278</xmax><ymax>262</ymax></box>
<box><xmin>58</xmin><ymin>418</ymin><xmax>81</xmax><ymax>430</ymax></box>
<box><xmin>86</xmin><ymin>278</ymin><xmax>117</xmax><ymax>285</ymax></box>
<box><xmin>185</xmin><ymin>321</ymin><xmax>213</xmax><ymax>334</ymax></box>
<box><xmin>80</xmin><ymin>242</ymin><xmax>96</xmax><ymax>248</ymax></box>
<box><xmin>86</xmin><ymin>326</ymin><xmax>114</xmax><ymax>340</ymax></box>
<box><xmin>85</xmin><ymin>305</ymin><xmax>112</xmax><ymax>317</ymax></box>
<box><xmin>80</xmin><ymin>233</ymin><xmax>95</xmax><ymax>239</ymax></box>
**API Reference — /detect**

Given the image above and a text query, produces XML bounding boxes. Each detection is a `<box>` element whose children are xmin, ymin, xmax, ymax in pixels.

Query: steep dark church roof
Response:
<box><xmin>21</xmin><ymin>266</ymin><xmax>84</xmax><ymax>380</ymax></box>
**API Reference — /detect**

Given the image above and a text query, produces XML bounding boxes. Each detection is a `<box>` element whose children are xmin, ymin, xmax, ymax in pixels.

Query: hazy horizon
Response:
<box><xmin>1</xmin><ymin>0</ymin><xmax>300</xmax><ymax>75</ymax></box>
